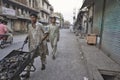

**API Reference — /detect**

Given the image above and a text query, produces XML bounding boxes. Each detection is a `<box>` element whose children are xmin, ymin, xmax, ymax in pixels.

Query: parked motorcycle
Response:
<box><xmin>0</xmin><ymin>33</ymin><xmax>13</xmax><ymax>49</ymax></box>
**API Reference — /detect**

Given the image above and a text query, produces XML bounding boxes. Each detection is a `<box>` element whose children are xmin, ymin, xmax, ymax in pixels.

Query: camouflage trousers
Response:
<box><xmin>25</xmin><ymin>52</ymin><xmax>46</xmax><ymax>75</ymax></box>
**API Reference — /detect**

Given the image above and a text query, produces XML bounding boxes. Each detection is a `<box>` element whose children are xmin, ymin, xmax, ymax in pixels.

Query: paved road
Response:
<box><xmin>0</xmin><ymin>29</ymin><xmax>88</xmax><ymax>80</ymax></box>
<box><xmin>30</xmin><ymin>29</ymin><xmax>88</xmax><ymax>80</ymax></box>
<box><xmin>0</xmin><ymin>34</ymin><xmax>27</xmax><ymax>60</ymax></box>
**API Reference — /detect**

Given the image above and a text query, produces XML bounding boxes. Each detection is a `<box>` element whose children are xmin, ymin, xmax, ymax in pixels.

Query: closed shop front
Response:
<box><xmin>7</xmin><ymin>19</ymin><xmax>13</xmax><ymax>32</ymax></box>
<box><xmin>13</xmin><ymin>19</ymin><xmax>28</xmax><ymax>32</ymax></box>
<box><xmin>102</xmin><ymin>0</ymin><xmax>120</xmax><ymax>64</ymax></box>
<box><xmin>13</xmin><ymin>20</ymin><xmax>21</xmax><ymax>32</ymax></box>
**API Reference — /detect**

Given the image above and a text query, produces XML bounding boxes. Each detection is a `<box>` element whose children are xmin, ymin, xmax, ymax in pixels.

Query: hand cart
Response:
<box><xmin>0</xmin><ymin>42</ymin><xmax>38</xmax><ymax>80</ymax></box>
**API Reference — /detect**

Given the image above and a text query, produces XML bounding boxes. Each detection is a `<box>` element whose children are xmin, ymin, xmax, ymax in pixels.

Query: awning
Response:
<box><xmin>81</xmin><ymin>0</ymin><xmax>94</xmax><ymax>9</ymax></box>
<box><xmin>0</xmin><ymin>14</ymin><xmax>17</xmax><ymax>19</ymax></box>
<box><xmin>17</xmin><ymin>16</ymin><xmax>30</xmax><ymax>20</ymax></box>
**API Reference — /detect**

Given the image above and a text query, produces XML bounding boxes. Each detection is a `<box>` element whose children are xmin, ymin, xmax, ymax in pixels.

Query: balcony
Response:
<box><xmin>40</xmin><ymin>7</ymin><xmax>50</xmax><ymax>15</ymax></box>
<box><xmin>3</xmin><ymin>0</ymin><xmax>39</xmax><ymax>13</ymax></box>
<box><xmin>81</xmin><ymin>0</ymin><xmax>94</xmax><ymax>9</ymax></box>
<box><xmin>16</xmin><ymin>11</ymin><xmax>30</xmax><ymax>20</ymax></box>
<box><xmin>39</xmin><ymin>18</ymin><xmax>49</xmax><ymax>24</ymax></box>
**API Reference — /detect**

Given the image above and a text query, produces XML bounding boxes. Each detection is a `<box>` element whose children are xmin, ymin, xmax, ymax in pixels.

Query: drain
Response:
<box><xmin>99</xmin><ymin>70</ymin><xmax>120</xmax><ymax>80</ymax></box>
<box><xmin>102</xmin><ymin>74</ymin><xmax>115</xmax><ymax>80</ymax></box>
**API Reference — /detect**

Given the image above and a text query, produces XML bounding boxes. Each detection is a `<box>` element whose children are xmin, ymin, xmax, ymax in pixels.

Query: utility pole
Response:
<box><xmin>73</xmin><ymin>8</ymin><xmax>76</xmax><ymax>24</ymax></box>
<box><xmin>73</xmin><ymin>8</ymin><xmax>76</xmax><ymax>32</ymax></box>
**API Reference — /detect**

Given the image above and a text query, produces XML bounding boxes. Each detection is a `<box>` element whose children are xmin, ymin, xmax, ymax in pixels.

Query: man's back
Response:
<box><xmin>0</xmin><ymin>23</ymin><xmax>7</xmax><ymax>35</ymax></box>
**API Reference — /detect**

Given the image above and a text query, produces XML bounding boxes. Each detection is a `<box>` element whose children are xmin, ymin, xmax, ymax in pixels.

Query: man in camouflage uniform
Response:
<box><xmin>22</xmin><ymin>13</ymin><xmax>49</xmax><ymax>78</ymax></box>
<box><xmin>46</xmin><ymin>14</ymin><xmax>60</xmax><ymax>60</ymax></box>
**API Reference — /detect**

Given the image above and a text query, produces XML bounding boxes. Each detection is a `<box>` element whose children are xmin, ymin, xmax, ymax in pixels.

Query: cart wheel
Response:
<box><xmin>0</xmin><ymin>42</ymin><xmax>5</xmax><ymax>49</ymax></box>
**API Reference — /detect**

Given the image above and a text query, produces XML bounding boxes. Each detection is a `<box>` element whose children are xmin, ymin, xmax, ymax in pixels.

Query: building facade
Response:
<box><xmin>78</xmin><ymin>0</ymin><xmax>120</xmax><ymax>64</ymax></box>
<box><xmin>0</xmin><ymin>0</ymin><xmax>53</xmax><ymax>33</ymax></box>
<box><xmin>38</xmin><ymin>0</ymin><xmax>54</xmax><ymax>25</ymax></box>
<box><xmin>75</xmin><ymin>8</ymin><xmax>88</xmax><ymax>35</ymax></box>
<box><xmin>0</xmin><ymin>0</ymin><xmax>39</xmax><ymax>33</ymax></box>
<box><xmin>54</xmin><ymin>12</ymin><xmax>64</xmax><ymax>28</ymax></box>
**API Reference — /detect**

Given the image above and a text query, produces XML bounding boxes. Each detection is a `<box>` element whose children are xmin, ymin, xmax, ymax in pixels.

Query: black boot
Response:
<box><xmin>41</xmin><ymin>64</ymin><xmax>46</xmax><ymax>70</ymax></box>
<box><xmin>52</xmin><ymin>55</ymin><xmax>56</xmax><ymax>60</ymax></box>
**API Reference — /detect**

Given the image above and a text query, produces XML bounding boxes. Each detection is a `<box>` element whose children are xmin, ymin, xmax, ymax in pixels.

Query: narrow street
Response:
<box><xmin>0</xmin><ymin>29</ymin><xmax>88</xmax><ymax>80</ymax></box>
<box><xmin>0</xmin><ymin>0</ymin><xmax>120</xmax><ymax>80</ymax></box>
<box><xmin>0</xmin><ymin>29</ymin><xmax>120</xmax><ymax>80</ymax></box>
<box><xmin>0</xmin><ymin>34</ymin><xmax>27</xmax><ymax>60</ymax></box>
<box><xmin>30</xmin><ymin>29</ymin><xmax>88</xmax><ymax>80</ymax></box>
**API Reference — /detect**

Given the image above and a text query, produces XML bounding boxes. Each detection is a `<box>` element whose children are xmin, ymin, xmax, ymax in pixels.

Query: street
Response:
<box><xmin>0</xmin><ymin>34</ymin><xmax>27</xmax><ymax>60</ymax></box>
<box><xmin>0</xmin><ymin>29</ymin><xmax>88</xmax><ymax>80</ymax></box>
<box><xmin>0</xmin><ymin>0</ymin><xmax>120</xmax><ymax>80</ymax></box>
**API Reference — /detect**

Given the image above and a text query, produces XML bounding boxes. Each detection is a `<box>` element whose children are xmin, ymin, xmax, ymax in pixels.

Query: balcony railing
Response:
<box><xmin>40</xmin><ymin>7</ymin><xmax>50</xmax><ymax>14</ymax></box>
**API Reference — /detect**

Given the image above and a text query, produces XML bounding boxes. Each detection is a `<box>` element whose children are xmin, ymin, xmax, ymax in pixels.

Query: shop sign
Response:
<box><xmin>2</xmin><ymin>7</ymin><xmax>16</xmax><ymax>16</ymax></box>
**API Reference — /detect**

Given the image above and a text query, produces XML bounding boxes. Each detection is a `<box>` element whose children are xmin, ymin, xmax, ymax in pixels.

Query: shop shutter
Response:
<box><xmin>102</xmin><ymin>0</ymin><xmax>120</xmax><ymax>63</ymax></box>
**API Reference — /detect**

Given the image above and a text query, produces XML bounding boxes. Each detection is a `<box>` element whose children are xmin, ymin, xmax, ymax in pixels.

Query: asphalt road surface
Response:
<box><xmin>0</xmin><ymin>29</ymin><xmax>88</xmax><ymax>80</ymax></box>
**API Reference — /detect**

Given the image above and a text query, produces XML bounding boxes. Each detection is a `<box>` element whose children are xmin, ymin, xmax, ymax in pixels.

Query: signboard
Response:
<box><xmin>2</xmin><ymin>7</ymin><xmax>16</xmax><ymax>16</ymax></box>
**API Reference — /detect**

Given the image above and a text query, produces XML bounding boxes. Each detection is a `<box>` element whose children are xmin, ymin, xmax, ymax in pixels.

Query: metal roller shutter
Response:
<box><xmin>102</xmin><ymin>0</ymin><xmax>120</xmax><ymax>64</ymax></box>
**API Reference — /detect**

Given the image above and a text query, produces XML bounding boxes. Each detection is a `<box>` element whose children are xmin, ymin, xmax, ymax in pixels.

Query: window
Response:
<box><xmin>4</xmin><ymin>3</ymin><xmax>9</xmax><ymax>8</ymax></box>
<box><xmin>46</xmin><ymin>14</ymin><xmax>47</xmax><ymax>19</ymax></box>
<box><xmin>18</xmin><ymin>9</ymin><xmax>21</xmax><ymax>15</ymax></box>
<box><xmin>42</xmin><ymin>0</ymin><xmax>44</xmax><ymax>6</ymax></box>
<box><xmin>12</xmin><ymin>6</ymin><xmax>16</xmax><ymax>10</ymax></box>
<box><xmin>29</xmin><ymin>0</ymin><xmax>31</xmax><ymax>7</ymax></box>
<box><xmin>42</xmin><ymin>12</ymin><xmax>44</xmax><ymax>18</ymax></box>
<box><xmin>47</xmin><ymin>5</ymin><xmax>49</xmax><ymax>9</ymax></box>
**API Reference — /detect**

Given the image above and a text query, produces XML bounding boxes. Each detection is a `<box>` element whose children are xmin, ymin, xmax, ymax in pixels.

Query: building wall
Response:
<box><xmin>44</xmin><ymin>2</ymin><xmax>48</xmax><ymax>11</ymax></box>
<box><xmin>82</xmin><ymin>13</ymin><xmax>87</xmax><ymax>33</ymax></box>
<box><xmin>39</xmin><ymin>0</ymin><xmax>52</xmax><ymax>25</ymax></box>
<box><xmin>13</xmin><ymin>20</ymin><xmax>21</xmax><ymax>31</ymax></box>
<box><xmin>81</xmin><ymin>0</ymin><xmax>120</xmax><ymax>64</ymax></box>
<box><xmin>0</xmin><ymin>0</ymin><xmax>39</xmax><ymax>33</ymax></box>
<box><xmin>15</xmin><ymin>0</ymin><xmax>27</xmax><ymax>5</ymax></box>
<box><xmin>88</xmin><ymin>6</ymin><xmax>94</xmax><ymax>34</ymax></box>
<box><xmin>0</xmin><ymin>0</ymin><xmax>53</xmax><ymax>32</ymax></box>
<box><xmin>101</xmin><ymin>0</ymin><xmax>120</xmax><ymax>64</ymax></box>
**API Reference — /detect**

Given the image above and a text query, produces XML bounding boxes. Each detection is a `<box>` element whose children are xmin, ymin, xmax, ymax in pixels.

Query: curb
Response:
<box><xmin>76</xmin><ymin>36</ymin><xmax>104</xmax><ymax>80</ymax></box>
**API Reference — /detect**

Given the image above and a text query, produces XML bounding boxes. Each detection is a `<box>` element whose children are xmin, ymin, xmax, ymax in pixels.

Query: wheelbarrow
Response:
<box><xmin>0</xmin><ymin>41</ymin><xmax>39</xmax><ymax>80</ymax></box>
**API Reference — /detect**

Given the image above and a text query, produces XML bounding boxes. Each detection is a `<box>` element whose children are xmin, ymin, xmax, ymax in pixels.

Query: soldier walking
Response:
<box><xmin>46</xmin><ymin>14</ymin><xmax>60</xmax><ymax>60</ymax></box>
<box><xmin>22</xmin><ymin>13</ymin><xmax>49</xmax><ymax>78</ymax></box>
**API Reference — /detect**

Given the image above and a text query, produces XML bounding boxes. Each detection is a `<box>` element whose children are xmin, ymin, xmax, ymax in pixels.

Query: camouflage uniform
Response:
<box><xmin>46</xmin><ymin>24</ymin><xmax>59</xmax><ymax>57</ymax></box>
<box><xmin>26</xmin><ymin>22</ymin><xmax>48</xmax><ymax>74</ymax></box>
